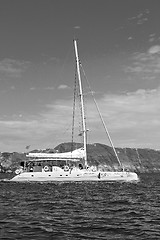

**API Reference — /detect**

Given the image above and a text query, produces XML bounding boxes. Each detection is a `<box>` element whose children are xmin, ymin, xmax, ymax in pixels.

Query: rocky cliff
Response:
<box><xmin>54</xmin><ymin>142</ymin><xmax>160</xmax><ymax>173</ymax></box>
<box><xmin>1</xmin><ymin>142</ymin><xmax>160</xmax><ymax>173</ymax></box>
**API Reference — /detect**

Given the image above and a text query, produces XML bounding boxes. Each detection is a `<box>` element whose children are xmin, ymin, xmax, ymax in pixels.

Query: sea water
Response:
<box><xmin>0</xmin><ymin>173</ymin><xmax>160</xmax><ymax>240</ymax></box>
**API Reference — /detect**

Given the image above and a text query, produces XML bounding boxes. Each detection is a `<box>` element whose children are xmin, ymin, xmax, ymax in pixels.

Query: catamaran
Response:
<box><xmin>10</xmin><ymin>40</ymin><xmax>139</xmax><ymax>182</ymax></box>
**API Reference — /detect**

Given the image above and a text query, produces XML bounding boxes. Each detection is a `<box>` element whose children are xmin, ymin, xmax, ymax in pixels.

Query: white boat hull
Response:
<box><xmin>10</xmin><ymin>168</ymin><xmax>139</xmax><ymax>182</ymax></box>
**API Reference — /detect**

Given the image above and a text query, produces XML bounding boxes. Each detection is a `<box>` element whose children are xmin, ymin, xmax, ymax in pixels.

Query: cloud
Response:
<box><xmin>128</xmin><ymin>36</ymin><xmax>133</xmax><ymax>40</ymax></box>
<box><xmin>74</xmin><ymin>26</ymin><xmax>80</xmax><ymax>29</ymax></box>
<box><xmin>29</xmin><ymin>86</ymin><xmax>55</xmax><ymax>91</ymax></box>
<box><xmin>0</xmin><ymin>99</ymin><xmax>74</xmax><ymax>151</ymax></box>
<box><xmin>29</xmin><ymin>88</ymin><xmax>160</xmax><ymax>147</ymax></box>
<box><xmin>0</xmin><ymin>58</ymin><xmax>30</xmax><ymax>78</ymax></box>
<box><xmin>101</xmin><ymin>88</ymin><xmax>159</xmax><ymax>120</ymax></box>
<box><xmin>148</xmin><ymin>45</ymin><xmax>160</xmax><ymax>54</ymax></box>
<box><xmin>124</xmin><ymin>45</ymin><xmax>160</xmax><ymax>77</ymax></box>
<box><xmin>57</xmin><ymin>84</ymin><xmax>70</xmax><ymax>89</ymax></box>
<box><xmin>128</xmin><ymin>9</ymin><xmax>149</xmax><ymax>25</ymax></box>
<box><xmin>1</xmin><ymin>87</ymin><xmax>160</xmax><ymax>151</ymax></box>
<box><xmin>117</xmin><ymin>9</ymin><xmax>149</xmax><ymax>33</ymax></box>
<box><xmin>88</xmin><ymin>88</ymin><xmax>160</xmax><ymax>148</ymax></box>
<box><xmin>148</xmin><ymin>33</ymin><xmax>156</xmax><ymax>43</ymax></box>
<box><xmin>45</xmin><ymin>86</ymin><xmax>55</xmax><ymax>90</ymax></box>
<box><xmin>137</xmin><ymin>17</ymin><xmax>148</xmax><ymax>25</ymax></box>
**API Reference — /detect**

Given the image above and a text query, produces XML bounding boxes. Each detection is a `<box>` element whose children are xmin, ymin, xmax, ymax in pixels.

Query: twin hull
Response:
<box><xmin>10</xmin><ymin>168</ymin><xmax>139</xmax><ymax>182</ymax></box>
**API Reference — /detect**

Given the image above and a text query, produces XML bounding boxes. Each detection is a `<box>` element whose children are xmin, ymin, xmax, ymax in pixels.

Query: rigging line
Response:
<box><xmin>80</xmin><ymin>63</ymin><xmax>124</xmax><ymax>170</ymax></box>
<box><xmin>136</xmin><ymin>148</ymin><xmax>142</xmax><ymax>165</ymax></box>
<box><xmin>71</xmin><ymin>64</ymin><xmax>78</xmax><ymax>152</ymax></box>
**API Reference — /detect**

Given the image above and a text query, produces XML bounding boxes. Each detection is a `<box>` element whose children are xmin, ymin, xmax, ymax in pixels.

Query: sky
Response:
<box><xmin>0</xmin><ymin>0</ymin><xmax>160</xmax><ymax>152</ymax></box>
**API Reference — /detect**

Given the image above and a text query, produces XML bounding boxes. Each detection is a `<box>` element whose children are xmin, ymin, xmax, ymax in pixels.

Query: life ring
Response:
<box><xmin>15</xmin><ymin>169</ymin><xmax>21</xmax><ymax>175</ymax></box>
<box><xmin>64</xmin><ymin>165</ymin><xmax>69</xmax><ymax>171</ymax></box>
<box><xmin>44</xmin><ymin>166</ymin><xmax>49</xmax><ymax>172</ymax></box>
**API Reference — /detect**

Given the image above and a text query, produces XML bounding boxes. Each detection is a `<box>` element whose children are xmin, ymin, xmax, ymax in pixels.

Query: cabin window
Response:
<box><xmin>20</xmin><ymin>162</ymin><xmax>25</xmax><ymax>167</ymax></box>
<box><xmin>79</xmin><ymin>163</ymin><xmax>83</xmax><ymax>170</ymax></box>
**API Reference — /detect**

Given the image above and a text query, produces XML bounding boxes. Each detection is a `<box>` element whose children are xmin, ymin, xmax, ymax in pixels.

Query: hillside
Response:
<box><xmin>55</xmin><ymin>142</ymin><xmax>160</xmax><ymax>172</ymax></box>
<box><xmin>1</xmin><ymin>142</ymin><xmax>160</xmax><ymax>173</ymax></box>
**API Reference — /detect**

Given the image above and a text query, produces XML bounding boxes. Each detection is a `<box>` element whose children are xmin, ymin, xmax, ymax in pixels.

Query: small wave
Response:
<box><xmin>0</xmin><ymin>178</ymin><xmax>10</xmax><ymax>182</ymax></box>
<box><xmin>109</xmin><ymin>199</ymin><xmax>131</xmax><ymax>205</ymax></box>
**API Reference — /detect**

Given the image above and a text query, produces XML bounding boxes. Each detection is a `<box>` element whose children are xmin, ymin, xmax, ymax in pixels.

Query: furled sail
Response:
<box><xmin>27</xmin><ymin>148</ymin><xmax>85</xmax><ymax>161</ymax></box>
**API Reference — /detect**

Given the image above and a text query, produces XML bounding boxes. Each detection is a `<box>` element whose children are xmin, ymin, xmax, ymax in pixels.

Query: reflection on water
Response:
<box><xmin>0</xmin><ymin>173</ymin><xmax>160</xmax><ymax>239</ymax></box>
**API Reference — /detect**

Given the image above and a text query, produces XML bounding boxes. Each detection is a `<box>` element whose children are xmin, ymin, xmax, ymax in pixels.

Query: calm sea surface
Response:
<box><xmin>0</xmin><ymin>173</ymin><xmax>160</xmax><ymax>240</ymax></box>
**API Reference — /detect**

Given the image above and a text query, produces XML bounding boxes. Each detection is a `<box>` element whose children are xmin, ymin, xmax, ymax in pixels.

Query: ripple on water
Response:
<box><xmin>0</xmin><ymin>173</ymin><xmax>160</xmax><ymax>239</ymax></box>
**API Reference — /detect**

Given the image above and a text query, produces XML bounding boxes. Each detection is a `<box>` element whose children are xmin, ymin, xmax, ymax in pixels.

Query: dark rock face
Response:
<box><xmin>54</xmin><ymin>142</ymin><xmax>160</xmax><ymax>173</ymax></box>
<box><xmin>1</xmin><ymin>142</ymin><xmax>160</xmax><ymax>173</ymax></box>
<box><xmin>0</xmin><ymin>152</ymin><xmax>26</xmax><ymax>173</ymax></box>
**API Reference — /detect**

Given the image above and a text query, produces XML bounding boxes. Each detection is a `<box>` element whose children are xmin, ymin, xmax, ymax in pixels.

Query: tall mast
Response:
<box><xmin>73</xmin><ymin>39</ymin><xmax>87</xmax><ymax>167</ymax></box>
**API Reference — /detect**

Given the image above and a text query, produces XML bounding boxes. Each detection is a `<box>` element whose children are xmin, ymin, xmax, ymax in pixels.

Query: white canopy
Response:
<box><xmin>27</xmin><ymin>148</ymin><xmax>85</xmax><ymax>160</ymax></box>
